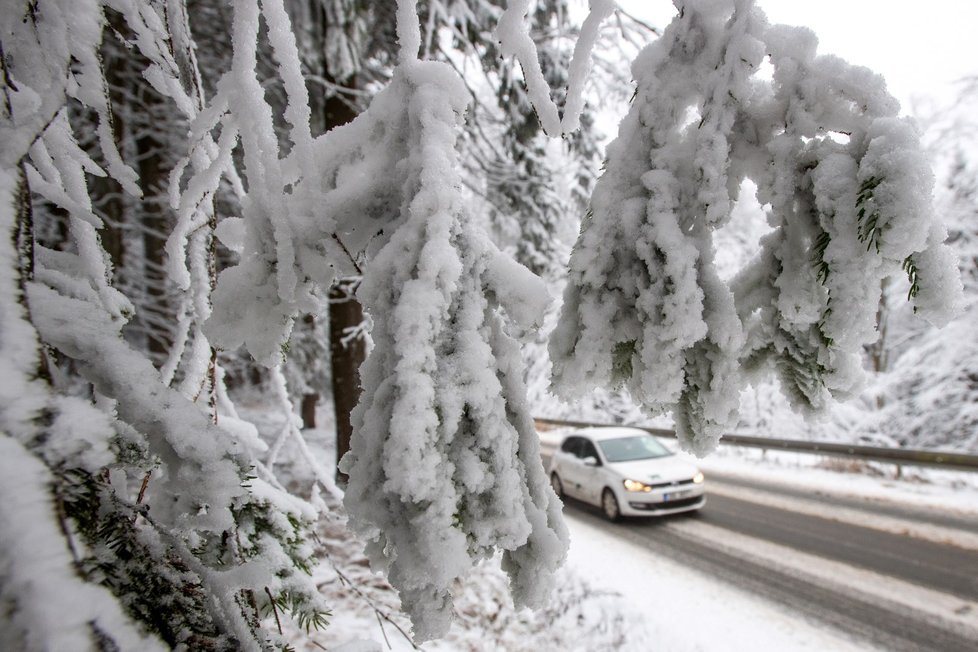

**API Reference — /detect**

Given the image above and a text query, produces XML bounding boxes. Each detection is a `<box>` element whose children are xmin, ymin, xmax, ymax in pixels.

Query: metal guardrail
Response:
<box><xmin>533</xmin><ymin>417</ymin><xmax>978</xmax><ymax>472</ymax></box>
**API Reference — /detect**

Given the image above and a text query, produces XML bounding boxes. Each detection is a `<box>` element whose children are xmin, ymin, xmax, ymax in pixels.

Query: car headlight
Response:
<box><xmin>623</xmin><ymin>479</ymin><xmax>652</xmax><ymax>492</ymax></box>
<box><xmin>693</xmin><ymin>471</ymin><xmax>704</xmax><ymax>484</ymax></box>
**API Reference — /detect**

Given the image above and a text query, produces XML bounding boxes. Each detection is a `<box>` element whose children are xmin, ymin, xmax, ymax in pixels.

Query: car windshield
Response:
<box><xmin>597</xmin><ymin>435</ymin><xmax>672</xmax><ymax>463</ymax></box>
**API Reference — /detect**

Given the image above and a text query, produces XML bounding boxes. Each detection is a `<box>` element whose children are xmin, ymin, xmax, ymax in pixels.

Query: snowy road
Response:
<box><xmin>548</xmin><ymin>455</ymin><xmax>978</xmax><ymax>651</ymax></box>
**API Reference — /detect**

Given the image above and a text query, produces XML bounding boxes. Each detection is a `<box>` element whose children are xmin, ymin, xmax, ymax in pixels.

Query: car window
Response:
<box><xmin>580</xmin><ymin>439</ymin><xmax>600</xmax><ymax>460</ymax></box>
<box><xmin>597</xmin><ymin>435</ymin><xmax>672</xmax><ymax>463</ymax></box>
<box><xmin>560</xmin><ymin>437</ymin><xmax>582</xmax><ymax>456</ymax></box>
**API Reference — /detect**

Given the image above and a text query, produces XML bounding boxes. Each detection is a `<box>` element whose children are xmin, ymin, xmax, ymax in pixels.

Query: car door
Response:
<box><xmin>555</xmin><ymin>436</ymin><xmax>584</xmax><ymax>499</ymax></box>
<box><xmin>577</xmin><ymin>438</ymin><xmax>605</xmax><ymax>505</ymax></box>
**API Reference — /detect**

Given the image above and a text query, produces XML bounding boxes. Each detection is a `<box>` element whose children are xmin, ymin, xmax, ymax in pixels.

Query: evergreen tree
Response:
<box><xmin>873</xmin><ymin>149</ymin><xmax>978</xmax><ymax>451</ymax></box>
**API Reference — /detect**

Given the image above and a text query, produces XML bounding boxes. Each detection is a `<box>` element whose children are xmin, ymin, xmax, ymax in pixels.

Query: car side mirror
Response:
<box><xmin>582</xmin><ymin>456</ymin><xmax>599</xmax><ymax>467</ymax></box>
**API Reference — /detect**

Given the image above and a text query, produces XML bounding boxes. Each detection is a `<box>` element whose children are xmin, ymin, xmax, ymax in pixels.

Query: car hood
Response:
<box><xmin>606</xmin><ymin>455</ymin><xmax>700</xmax><ymax>484</ymax></box>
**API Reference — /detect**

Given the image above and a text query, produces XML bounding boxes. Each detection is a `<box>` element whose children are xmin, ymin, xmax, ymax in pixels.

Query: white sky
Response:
<box><xmin>615</xmin><ymin>0</ymin><xmax>978</xmax><ymax>114</ymax></box>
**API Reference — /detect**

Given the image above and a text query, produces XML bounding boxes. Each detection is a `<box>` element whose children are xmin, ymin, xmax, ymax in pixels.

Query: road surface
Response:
<box><xmin>545</xmin><ymin>454</ymin><xmax>978</xmax><ymax>651</ymax></box>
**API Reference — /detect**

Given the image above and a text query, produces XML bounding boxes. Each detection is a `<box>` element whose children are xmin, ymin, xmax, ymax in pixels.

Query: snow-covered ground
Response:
<box><xmin>245</xmin><ymin>407</ymin><xmax>978</xmax><ymax>651</ymax></box>
<box><xmin>564</xmin><ymin>512</ymin><xmax>871</xmax><ymax>652</ymax></box>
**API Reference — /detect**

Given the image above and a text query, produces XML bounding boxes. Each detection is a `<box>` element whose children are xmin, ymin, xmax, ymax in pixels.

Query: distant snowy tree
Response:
<box><xmin>944</xmin><ymin>151</ymin><xmax>978</xmax><ymax>296</ymax></box>
<box><xmin>872</xmin><ymin>150</ymin><xmax>978</xmax><ymax>451</ymax></box>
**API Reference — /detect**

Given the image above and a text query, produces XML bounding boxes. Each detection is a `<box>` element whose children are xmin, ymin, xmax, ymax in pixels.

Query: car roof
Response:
<box><xmin>565</xmin><ymin>427</ymin><xmax>655</xmax><ymax>442</ymax></box>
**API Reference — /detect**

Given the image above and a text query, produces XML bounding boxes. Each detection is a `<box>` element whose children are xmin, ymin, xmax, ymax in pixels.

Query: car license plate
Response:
<box><xmin>663</xmin><ymin>489</ymin><xmax>692</xmax><ymax>502</ymax></box>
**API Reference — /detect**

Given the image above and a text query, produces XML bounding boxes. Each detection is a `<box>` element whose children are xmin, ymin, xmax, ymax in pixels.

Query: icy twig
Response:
<box><xmin>340</xmin><ymin>322</ymin><xmax>368</xmax><ymax>350</ymax></box>
<box><xmin>270</xmin><ymin>366</ymin><xmax>344</xmax><ymax>501</ymax></box>
<box><xmin>264</xmin><ymin>586</ymin><xmax>284</xmax><ymax>635</ymax></box>
<box><xmin>395</xmin><ymin>0</ymin><xmax>422</xmax><ymax>64</ymax></box>
<box><xmin>322</xmin><ymin>556</ymin><xmax>420</xmax><ymax>650</ymax></box>
<box><xmin>495</xmin><ymin>0</ymin><xmax>616</xmax><ymax>136</ymax></box>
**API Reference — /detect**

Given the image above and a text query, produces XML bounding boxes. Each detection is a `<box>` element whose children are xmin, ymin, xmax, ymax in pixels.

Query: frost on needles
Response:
<box><xmin>551</xmin><ymin>0</ymin><xmax>963</xmax><ymax>456</ymax></box>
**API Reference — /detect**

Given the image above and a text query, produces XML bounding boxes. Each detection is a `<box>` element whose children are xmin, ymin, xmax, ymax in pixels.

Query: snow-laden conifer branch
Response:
<box><xmin>26</xmin><ymin>114</ymin><xmax>136</xmax><ymax>322</ymax></box>
<box><xmin>553</xmin><ymin>0</ymin><xmax>963</xmax><ymax>455</ymax></box>
<box><xmin>1</xmin><ymin>132</ymin><xmax>160</xmax><ymax>649</ymax></box>
<box><xmin>2</xmin><ymin>1</ymin><xmax>335</xmax><ymax>647</ymax></box>
<box><xmin>0</xmin><ymin>437</ymin><xmax>166</xmax><ymax>652</ymax></box>
<box><xmin>201</xmin><ymin>0</ymin><xmax>350</xmax><ymax>366</ymax></box>
<box><xmin>28</xmin><ymin>195</ymin><xmax>331</xmax><ymax>650</ymax></box>
<box><xmin>98</xmin><ymin>0</ymin><xmax>232</xmax><ymax>403</ymax></box>
<box><xmin>335</xmin><ymin>57</ymin><xmax>568</xmax><ymax>641</ymax></box>
<box><xmin>303</xmin><ymin>5</ymin><xmax>569</xmax><ymax>638</ymax></box>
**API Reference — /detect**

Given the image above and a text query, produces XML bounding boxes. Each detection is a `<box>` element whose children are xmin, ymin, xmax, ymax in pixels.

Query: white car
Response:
<box><xmin>548</xmin><ymin>427</ymin><xmax>705</xmax><ymax>520</ymax></box>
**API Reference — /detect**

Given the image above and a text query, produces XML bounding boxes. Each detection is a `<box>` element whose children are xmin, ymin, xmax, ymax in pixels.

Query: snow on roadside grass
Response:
<box><xmin>295</xmin><ymin>511</ymin><xmax>650</xmax><ymax>651</ymax></box>
<box><xmin>693</xmin><ymin>445</ymin><xmax>978</xmax><ymax>518</ymax></box>
<box><xmin>239</xmin><ymin>401</ymin><xmax>648</xmax><ymax>650</ymax></box>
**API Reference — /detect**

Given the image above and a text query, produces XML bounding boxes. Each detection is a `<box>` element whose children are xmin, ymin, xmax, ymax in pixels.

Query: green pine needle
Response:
<box><xmin>812</xmin><ymin>230</ymin><xmax>831</xmax><ymax>284</ymax></box>
<box><xmin>856</xmin><ymin>176</ymin><xmax>883</xmax><ymax>253</ymax></box>
<box><xmin>903</xmin><ymin>255</ymin><xmax>920</xmax><ymax>309</ymax></box>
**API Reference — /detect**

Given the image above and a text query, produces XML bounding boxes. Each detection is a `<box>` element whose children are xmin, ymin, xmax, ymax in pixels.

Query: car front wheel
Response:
<box><xmin>550</xmin><ymin>473</ymin><xmax>563</xmax><ymax>498</ymax></box>
<box><xmin>601</xmin><ymin>488</ymin><xmax>620</xmax><ymax>522</ymax></box>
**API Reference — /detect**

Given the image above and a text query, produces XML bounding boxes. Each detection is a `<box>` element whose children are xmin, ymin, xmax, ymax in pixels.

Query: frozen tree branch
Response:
<box><xmin>495</xmin><ymin>0</ymin><xmax>616</xmax><ymax>136</ymax></box>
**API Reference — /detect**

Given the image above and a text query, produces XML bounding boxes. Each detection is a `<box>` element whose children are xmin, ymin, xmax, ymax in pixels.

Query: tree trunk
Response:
<box><xmin>870</xmin><ymin>278</ymin><xmax>889</xmax><ymax>410</ymax></box>
<box><xmin>329</xmin><ymin>278</ymin><xmax>365</xmax><ymax>483</ymax></box>
<box><xmin>300</xmin><ymin>392</ymin><xmax>319</xmax><ymax>429</ymax></box>
<box><xmin>313</xmin><ymin>1</ymin><xmax>366</xmax><ymax>481</ymax></box>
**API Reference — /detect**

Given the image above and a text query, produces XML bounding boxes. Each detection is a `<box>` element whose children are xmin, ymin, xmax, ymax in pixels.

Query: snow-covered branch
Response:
<box><xmin>495</xmin><ymin>0</ymin><xmax>616</xmax><ymax>136</ymax></box>
<box><xmin>552</xmin><ymin>0</ymin><xmax>962</xmax><ymax>455</ymax></box>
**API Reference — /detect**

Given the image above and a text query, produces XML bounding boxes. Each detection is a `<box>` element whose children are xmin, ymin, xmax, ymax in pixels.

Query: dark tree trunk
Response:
<box><xmin>15</xmin><ymin>165</ymin><xmax>34</xmax><ymax>288</ymax></box>
<box><xmin>314</xmin><ymin>4</ymin><xmax>366</xmax><ymax>481</ymax></box>
<box><xmin>870</xmin><ymin>278</ymin><xmax>889</xmax><ymax>410</ymax></box>
<box><xmin>301</xmin><ymin>391</ymin><xmax>320</xmax><ymax>429</ymax></box>
<box><xmin>300</xmin><ymin>313</ymin><xmax>321</xmax><ymax>428</ymax></box>
<box><xmin>137</xmin><ymin>122</ymin><xmax>170</xmax><ymax>361</ymax></box>
<box><xmin>329</xmin><ymin>279</ymin><xmax>365</xmax><ymax>483</ymax></box>
<box><xmin>14</xmin><ymin>164</ymin><xmax>51</xmax><ymax>384</ymax></box>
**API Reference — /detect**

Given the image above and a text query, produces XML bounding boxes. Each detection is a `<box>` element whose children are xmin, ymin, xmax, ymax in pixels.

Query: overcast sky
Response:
<box><xmin>615</xmin><ymin>0</ymin><xmax>978</xmax><ymax>114</ymax></box>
